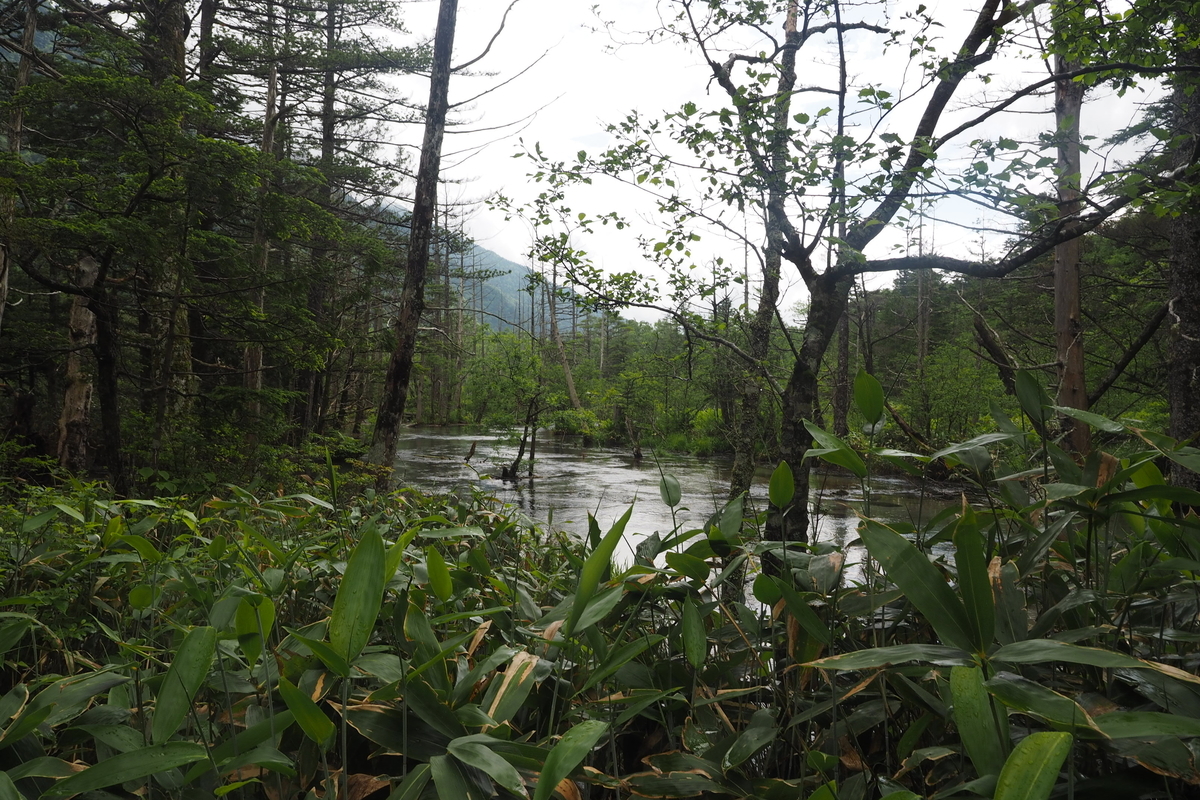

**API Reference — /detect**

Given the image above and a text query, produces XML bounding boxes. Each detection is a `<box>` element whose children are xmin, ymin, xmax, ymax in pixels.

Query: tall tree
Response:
<box><xmin>370</xmin><ymin>0</ymin><xmax>459</xmax><ymax>476</ymax></box>
<box><xmin>522</xmin><ymin>0</ymin><xmax>1199</xmax><ymax>542</ymax></box>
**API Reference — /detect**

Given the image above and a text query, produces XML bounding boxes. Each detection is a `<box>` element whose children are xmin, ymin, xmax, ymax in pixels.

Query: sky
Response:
<box><xmin>393</xmin><ymin>0</ymin><xmax>1161</xmax><ymax>321</ymax></box>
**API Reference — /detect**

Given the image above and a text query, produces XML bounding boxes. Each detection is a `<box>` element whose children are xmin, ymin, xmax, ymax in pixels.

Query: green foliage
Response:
<box><xmin>4</xmin><ymin>400</ymin><xmax>1200</xmax><ymax>798</ymax></box>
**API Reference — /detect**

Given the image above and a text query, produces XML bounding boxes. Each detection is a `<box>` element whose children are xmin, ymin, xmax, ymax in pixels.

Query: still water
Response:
<box><xmin>392</xmin><ymin>428</ymin><xmax>954</xmax><ymax>563</ymax></box>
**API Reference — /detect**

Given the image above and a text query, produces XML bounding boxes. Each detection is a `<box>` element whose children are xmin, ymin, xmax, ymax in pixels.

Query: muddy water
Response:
<box><xmin>393</xmin><ymin>427</ymin><xmax>955</xmax><ymax>565</ymax></box>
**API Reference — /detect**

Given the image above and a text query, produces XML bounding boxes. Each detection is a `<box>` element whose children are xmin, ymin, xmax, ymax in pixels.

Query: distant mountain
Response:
<box><xmin>446</xmin><ymin>243</ymin><xmax>588</xmax><ymax>333</ymax></box>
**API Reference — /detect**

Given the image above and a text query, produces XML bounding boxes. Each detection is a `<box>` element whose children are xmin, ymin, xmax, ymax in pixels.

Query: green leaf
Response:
<box><xmin>772</xmin><ymin>577</ymin><xmax>831</xmax><ymax>646</ymax></box>
<box><xmin>768</xmin><ymin>461</ymin><xmax>795</xmax><ymax>508</ymax></box>
<box><xmin>330</xmin><ymin>528</ymin><xmax>386</xmax><ymax>662</ymax></box>
<box><xmin>1096</xmin><ymin>711</ymin><xmax>1200</xmax><ymax>739</ymax></box>
<box><xmin>993</xmin><ymin>732</ymin><xmax>1071</xmax><ymax>800</ymax></box>
<box><xmin>1014</xmin><ymin>371</ymin><xmax>1051</xmax><ymax>429</ymax></box>
<box><xmin>681</xmin><ymin>597</ymin><xmax>706</xmax><ymax>669</ymax></box>
<box><xmin>951</xmin><ymin>666</ymin><xmax>1007</xmax><ymax>778</ymax></box>
<box><xmin>388</xmin><ymin>763</ymin><xmax>432</xmax><ymax>800</ymax></box>
<box><xmin>235</xmin><ymin>595</ymin><xmax>275</xmax><ymax>668</ymax></box>
<box><xmin>284</xmin><ymin>629</ymin><xmax>351</xmax><ymax>678</ymax></box>
<box><xmin>859</xmin><ymin>519</ymin><xmax>975</xmax><ymax>652</ymax></box>
<box><xmin>804</xmin><ymin>421</ymin><xmax>867</xmax><ymax>478</ymax></box>
<box><xmin>659</xmin><ymin>474</ymin><xmax>682</xmax><ymax>508</ymax></box>
<box><xmin>854</xmin><ymin>368</ymin><xmax>885</xmax><ymax>425</ymax></box>
<box><xmin>277</xmin><ymin>676</ymin><xmax>334</xmax><ymax>751</ymax></box>
<box><xmin>984</xmin><ymin>672</ymin><xmax>1101</xmax><ymax>735</ymax></box>
<box><xmin>722</xmin><ymin>710</ymin><xmax>777</xmax><ymax>769</ymax></box>
<box><xmin>1051</xmin><ymin>405</ymin><xmax>1125</xmax><ymax>433</ymax></box>
<box><xmin>152</xmin><ymin>626</ymin><xmax>216</xmax><ymax>745</ymax></box>
<box><xmin>563</xmin><ymin>506</ymin><xmax>632</xmax><ymax>638</ymax></box>
<box><xmin>426</xmin><ymin>546</ymin><xmax>453</xmax><ymax>604</ymax></box>
<box><xmin>431</xmin><ymin>754</ymin><xmax>485</xmax><ymax>800</ymax></box>
<box><xmin>43</xmin><ymin>742</ymin><xmax>207</xmax><ymax>796</ymax></box>
<box><xmin>665</xmin><ymin>552</ymin><xmax>709</xmax><ymax>582</ymax></box>
<box><xmin>448</xmin><ymin>737</ymin><xmax>527</xmax><ymax>798</ymax></box>
<box><xmin>183</xmin><ymin>711</ymin><xmax>296</xmax><ymax>784</ymax></box>
<box><xmin>533</xmin><ymin>720</ymin><xmax>608</xmax><ymax>800</ymax></box>
<box><xmin>952</xmin><ymin>512</ymin><xmax>994</xmax><ymax>651</ymax></box>
<box><xmin>991</xmin><ymin>639</ymin><xmax>1143</xmax><ymax>669</ymax></box>
<box><xmin>807</xmin><ymin>643</ymin><xmax>971</xmax><ymax>670</ymax></box>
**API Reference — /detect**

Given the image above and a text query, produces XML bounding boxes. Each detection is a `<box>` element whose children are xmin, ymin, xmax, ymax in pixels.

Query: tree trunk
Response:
<box><xmin>58</xmin><ymin>257</ymin><xmax>100</xmax><ymax>472</ymax></box>
<box><xmin>369</xmin><ymin>0</ymin><xmax>458</xmax><ymax>480</ymax></box>
<box><xmin>728</xmin><ymin>0</ymin><xmax>797</xmax><ymax>499</ymax></box>
<box><xmin>547</xmin><ymin>262</ymin><xmax>582</xmax><ymax>410</ymax></box>
<box><xmin>1053</xmin><ymin>35</ymin><xmax>1089</xmax><ymax>454</ymax></box>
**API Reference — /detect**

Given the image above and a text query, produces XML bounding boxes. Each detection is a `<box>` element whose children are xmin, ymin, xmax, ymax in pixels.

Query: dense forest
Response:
<box><xmin>5</xmin><ymin>1</ymin><xmax>1200</xmax><ymax>799</ymax></box>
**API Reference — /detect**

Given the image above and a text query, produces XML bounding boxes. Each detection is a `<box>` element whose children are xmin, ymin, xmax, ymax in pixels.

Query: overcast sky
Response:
<box><xmin>393</xmin><ymin>1</ymin><xmax>1160</xmax><ymax>319</ymax></box>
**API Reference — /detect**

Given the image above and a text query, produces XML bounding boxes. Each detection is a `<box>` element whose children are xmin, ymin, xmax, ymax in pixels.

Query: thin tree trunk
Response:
<box><xmin>58</xmin><ymin>257</ymin><xmax>100</xmax><ymax>471</ymax></box>
<box><xmin>369</xmin><ymin>0</ymin><xmax>458</xmax><ymax>480</ymax></box>
<box><xmin>547</xmin><ymin>261</ymin><xmax>581</xmax><ymax>410</ymax></box>
<box><xmin>1053</xmin><ymin>32</ymin><xmax>1089</xmax><ymax>454</ymax></box>
<box><xmin>728</xmin><ymin>0</ymin><xmax>797</xmax><ymax>500</ymax></box>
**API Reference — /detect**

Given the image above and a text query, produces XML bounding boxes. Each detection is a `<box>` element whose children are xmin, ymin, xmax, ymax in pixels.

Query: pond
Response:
<box><xmin>392</xmin><ymin>427</ymin><xmax>958</xmax><ymax>564</ymax></box>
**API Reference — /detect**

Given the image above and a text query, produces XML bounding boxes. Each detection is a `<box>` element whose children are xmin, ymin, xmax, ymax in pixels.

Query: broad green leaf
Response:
<box><xmin>5</xmin><ymin>756</ymin><xmax>79</xmax><ymax>781</ymax></box>
<box><xmin>718</xmin><ymin>493</ymin><xmax>744</xmax><ymax>539</ymax></box>
<box><xmin>0</xmin><ymin>772</ymin><xmax>19</xmax><ymax>800</ymax></box>
<box><xmin>579</xmin><ymin>635</ymin><xmax>665</xmax><ymax>693</ymax></box>
<box><xmin>277</xmin><ymin>676</ymin><xmax>334</xmax><ymax>750</ymax></box>
<box><xmin>859</xmin><ymin>519</ymin><xmax>975</xmax><ymax>653</ymax></box>
<box><xmin>448</xmin><ymin>737</ymin><xmax>527</xmax><ymax>797</ymax></box>
<box><xmin>405</xmin><ymin>676</ymin><xmax>467</xmax><ymax>740</ymax></box>
<box><xmin>804</xmin><ymin>421</ymin><xmax>867</xmax><ymax>478</ymax></box>
<box><xmin>659</xmin><ymin>474</ymin><xmax>682</xmax><ymax>508</ymax></box>
<box><xmin>43</xmin><ymin>742</ymin><xmax>207</xmax><ymax>796</ymax></box>
<box><xmin>854</xmin><ymin>369</ymin><xmax>885</xmax><ymax>425</ymax></box>
<box><xmin>532</xmin><ymin>720</ymin><xmax>608</xmax><ymax>800</ymax></box>
<box><xmin>665</xmin><ymin>552</ymin><xmax>709</xmax><ymax>582</ymax></box>
<box><xmin>574</xmin><ymin>586</ymin><xmax>625</xmax><ymax>632</ymax></box>
<box><xmin>1051</xmin><ymin>405</ymin><xmax>1125</xmax><ymax>433</ymax></box>
<box><xmin>284</xmin><ymin>629</ymin><xmax>351</xmax><ymax>678</ymax></box>
<box><xmin>722</xmin><ymin>710</ymin><xmax>777</xmax><ymax>769</ymax></box>
<box><xmin>984</xmin><ymin>672</ymin><xmax>1102</xmax><ymax>735</ymax></box>
<box><xmin>952</xmin><ymin>512</ymin><xmax>994</xmax><ymax>651</ymax></box>
<box><xmin>153</xmin><ymin>626</ymin><xmax>217</xmax><ymax>745</ymax></box>
<box><xmin>431</xmin><ymin>754</ymin><xmax>487</xmax><ymax>800</ymax></box>
<box><xmin>772</xmin><ymin>577</ymin><xmax>831</xmax><ymax>646</ymax></box>
<box><xmin>951</xmin><ymin>666</ymin><xmax>1006</xmax><ymax>778</ymax></box>
<box><xmin>681</xmin><ymin>597</ymin><xmax>706</xmax><ymax>669</ymax></box>
<box><xmin>563</xmin><ymin>506</ymin><xmax>632</xmax><ymax>638</ymax></box>
<box><xmin>991</xmin><ymin>639</ymin><xmax>1144</xmax><ymax>670</ymax></box>
<box><xmin>483</xmin><ymin>651</ymin><xmax>540</xmax><ymax>726</ymax></box>
<box><xmin>330</xmin><ymin>528</ymin><xmax>386</xmax><ymax>662</ymax></box>
<box><xmin>1096</xmin><ymin>711</ymin><xmax>1200</xmax><ymax>739</ymax></box>
<box><xmin>807</xmin><ymin>644</ymin><xmax>971</xmax><ymax>670</ymax></box>
<box><xmin>183</xmin><ymin>712</ymin><xmax>295</xmax><ymax>784</ymax></box>
<box><xmin>1014</xmin><ymin>371</ymin><xmax>1051</xmax><ymax>429</ymax></box>
<box><xmin>235</xmin><ymin>595</ymin><xmax>275</xmax><ymax>668</ymax></box>
<box><xmin>388</xmin><ymin>763</ymin><xmax>431</xmax><ymax>800</ymax></box>
<box><xmin>0</xmin><ymin>619</ymin><xmax>30</xmax><ymax>658</ymax></box>
<box><xmin>25</xmin><ymin>670</ymin><xmax>130</xmax><ymax>728</ymax></box>
<box><xmin>426</xmin><ymin>546</ymin><xmax>453</xmax><ymax>604</ymax></box>
<box><xmin>769</xmin><ymin>461</ymin><xmax>795</xmax><ymax>508</ymax></box>
<box><xmin>993</xmin><ymin>732</ymin><xmax>1071</xmax><ymax>800</ymax></box>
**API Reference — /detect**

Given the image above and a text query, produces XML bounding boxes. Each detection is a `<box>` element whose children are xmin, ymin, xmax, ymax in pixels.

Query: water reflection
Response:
<box><xmin>392</xmin><ymin>427</ymin><xmax>954</xmax><ymax>564</ymax></box>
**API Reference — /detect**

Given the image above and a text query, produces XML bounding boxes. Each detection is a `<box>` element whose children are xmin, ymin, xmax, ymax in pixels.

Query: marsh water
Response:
<box><xmin>393</xmin><ymin>427</ymin><xmax>956</xmax><ymax>563</ymax></box>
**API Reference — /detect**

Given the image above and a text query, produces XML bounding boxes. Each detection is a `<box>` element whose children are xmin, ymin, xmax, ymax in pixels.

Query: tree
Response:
<box><xmin>370</xmin><ymin>0</ymin><xmax>459</xmax><ymax>477</ymax></box>
<box><xmin>519</xmin><ymin>0</ymin><xmax>1200</xmax><ymax>543</ymax></box>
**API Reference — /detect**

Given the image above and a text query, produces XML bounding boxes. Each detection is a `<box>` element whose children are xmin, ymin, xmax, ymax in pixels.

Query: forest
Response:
<box><xmin>3</xmin><ymin>0</ymin><xmax>1200</xmax><ymax>799</ymax></box>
